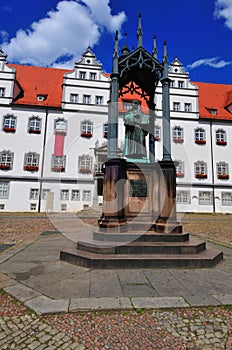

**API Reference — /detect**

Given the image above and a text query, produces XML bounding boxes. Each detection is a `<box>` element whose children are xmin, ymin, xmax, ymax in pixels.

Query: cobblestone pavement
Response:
<box><xmin>43</xmin><ymin>307</ymin><xmax>232</xmax><ymax>350</ymax></box>
<box><xmin>0</xmin><ymin>292</ymin><xmax>86</xmax><ymax>350</ymax></box>
<box><xmin>0</xmin><ymin>290</ymin><xmax>232</xmax><ymax>350</ymax></box>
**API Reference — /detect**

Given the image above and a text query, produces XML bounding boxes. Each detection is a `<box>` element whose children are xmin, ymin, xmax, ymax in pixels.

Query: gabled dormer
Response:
<box><xmin>76</xmin><ymin>47</ymin><xmax>102</xmax><ymax>68</ymax></box>
<box><xmin>62</xmin><ymin>47</ymin><xmax>110</xmax><ymax>110</ymax></box>
<box><xmin>168</xmin><ymin>56</ymin><xmax>197</xmax><ymax>91</ymax></box>
<box><xmin>0</xmin><ymin>48</ymin><xmax>16</xmax><ymax>105</ymax></box>
<box><xmin>64</xmin><ymin>47</ymin><xmax>108</xmax><ymax>82</ymax></box>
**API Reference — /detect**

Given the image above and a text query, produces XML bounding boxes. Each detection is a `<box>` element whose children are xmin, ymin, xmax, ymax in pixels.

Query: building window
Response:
<box><xmin>176</xmin><ymin>191</ymin><xmax>191</xmax><ymax>204</ymax></box>
<box><xmin>0</xmin><ymin>87</ymin><xmax>5</xmax><ymax>97</ymax></box>
<box><xmin>0</xmin><ymin>204</ymin><xmax>5</xmax><ymax>210</ymax></box>
<box><xmin>173</xmin><ymin>126</ymin><xmax>184</xmax><ymax>143</ymax></box>
<box><xmin>90</xmin><ymin>72</ymin><xmax>97</xmax><ymax>80</ymax></box>
<box><xmin>78</xmin><ymin>155</ymin><xmax>92</xmax><ymax>174</ymax></box>
<box><xmin>95</xmin><ymin>96</ymin><xmax>103</xmax><ymax>105</ymax></box>
<box><xmin>83</xmin><ymin>190</ymin><xmax>91</xmax><ymax>201</ymax></box>
<box><xmin>70</xmin><ymin>93</ymin><xmax>79</xmax><ymax>103</ymax></box>
<box><xmin>178</xmin><ymin>81</ymin><xmax>184</xmax><ymax>88</ymax></box>
<box><xmin>0</xmin><ymin>182</ymin><xmax>9</xmax><ymax>199</ymax></box>
<box><xmin>222</xmin><ymin>192</ymin><xmax>232</xmax><ymax>206</ymax></box>
<box><xmin>195</xmin><ymin>128</ymin><xmax>206</xmax><ymax>144</ymax></box>
<box><xmin>216</xmin><ymin>129</ymin><xmax>227</xmax><ymax>145</ymax></box>
<box><xmin>83</xmin><ymin>95</ymin><xmax>91</xmax><ymax>104</ymax></box>
<box><xmin>154</xmin><ymin>126</ymin><xmax>161</xmax><ymax>141</ymax></box>
<box><xmin>195</xmin><ymin>161</ymin><xmax>207</xmax><ymax>179</ymax></box>
<box><xmin>81</xmin><ymin>120</ymin><xmax>93</xmax><ymax>138</ymax></box>
<box><xmin>210</xmin><ymin>109</ymin><xmax>217</xmax><ymax>115</ymax></box>
<box><xmin>71</xmin><ymin>190</ymin><xmax>80</xmax><ymax>201</ymax></box>
<box><xmin>42</xmin><ymin>189</ymin><xmax>50</xmax><ymax>200</ymax></box>
<box><xmin>24</xmin><ymin>152</ymin><xmax>39</xmax><ymax>172</ymax></box>
<box><xmin>60</xmin><ymin>189</ymin><xmax>69</xmax><ymax>200</ymax></box>
<box><xmin>175</xmin><ymin>160</ymin><xmax>184</xmax><ymax>177</ymax></box>
<box><xmin>51</xmin><ymin>155</ymin><xmax>66</xmax><ymax>172</ymax></box>
<box><xmin>55</xmin><ymin>118</ymin><xmax>67</xmax><ymax>135</ymax></box>
<box><xmin>0</xmin><ymin>150</ymin><xmax>13</xmax><ymax>170</ymax></box>
<box><xmin>170</xmin><ymin>80</ymin><xmax>175</xmax><ymax>88</ymax></box>
<box><xmin>79</xmin><ymin>71</ymin><xmax>86</xmax><ymax>79</ymax></box>
<box><xmin>217</xmin><ymin>162</ymin><xmax>229</xmax><ymax>179</ymax></box>
<box><xmin>103</xmin><ymin>123</ymin><xmax>108</xmax><ymax>138</ymax></box>
<box><xmin>173</xmin><ymin>102</ymin><xmax>180</xmax><ymax>111</ymax></box>
<box><xmin>3</xmin><ymin>114</ymin><xmax>16</xmax><ymax>133</ymax></box>
<box><xmin>184</xmin><ymin>103</ymin><xmax>192</xmax><ymax>112</ymax></box>
<box><xmin>28</xmin><ymin>116</ymin><xmax>41</xmax><ymax>134</ymax></box>
<box><xmin>123</xmin><ymin>100</ymin><xmax>134</xmax><ymax>110</ymax></box>
<box><xmin>30</xmin><ymin>189</ymin><xmax>39</xmax><ymax>200</ymax></box>
<box><xmin>199</xmin><ymin>191</ymin><xmax>212</xmax><ymax>205</ymax></box>
<box><xmin>61</xmin><ymin>204</ymin><xmax>67</xmax><ymax>211</ymax></box>
<box><xmin>30</xmin><ymin>203</ymin><xmax>37</xmax><ymax>211</ymax></box>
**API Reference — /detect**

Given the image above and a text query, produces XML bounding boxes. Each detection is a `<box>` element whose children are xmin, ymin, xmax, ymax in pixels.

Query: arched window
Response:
<box><xmin>154</xmin><ymin>126</ymin><xmax>161</xmax><ymax>141</ymax></box>
<box><xmin>173</xmin><ymin>126</ymin><xmax>184</xmax><ymax>143</ymax></box>
<box><xmin>3</xmin><ymin>114</ymin><xmax>16</xmax><ymax>132</ymax></box>
<box><xmin>51</xmin><ymin>155</ymin><xmax>66</xmax><ymax>172</ymax></box>
<box><xmin>28</xmin><ymin>116</ymin><xmax>41</xmax><ymax>134</ymax></box>
<box><xmin>81</xmin><ymin>120</ymin><xmax>93</xmax><ymax>138</ymax></box>
<box><xmin>195</xmin><ymin>128</ymin><xmax>206</xmax><ymax>144</ymax></box>
<box><xmin>54</xmin><ymin>118</ymin><xmax>67</xmax><ymax>135</ymax></box>
<box><xmin>78</xmin><ymin>155</ymin><xmax>92</xmax><ymax>174</ymax></box>
<box><xmin>24</xmin><ymin>152</ymin><xmax>39</xmax><ymax>172</ymax></box>
<box><xmin>0</xmin><ymin>150</ymin><xmax>13</xmax><ymax>170</ymax></box>
<box><xmin>217</xmin><ymin>162</ymin><xmax>229</xmax><ymax>179</ymax></box>
<box><xmin>194</xmin><ymin>161</ymin><xmax>207</xmax><ymax>179</ymax></box>
<box><xmin>216</xmin><ymin>129</ymin><xmax>227</xmax><ymax>145</ymax></box>
<box><xmin>175</xmin><ymin>160</ymin><xmax>184</xmax><ymax>177</ymax></box>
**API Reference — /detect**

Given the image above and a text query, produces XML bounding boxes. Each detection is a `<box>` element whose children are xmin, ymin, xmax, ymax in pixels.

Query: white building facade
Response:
<box><xmin>0</xmin><ymin>48</ymin><xmax>231</xmax><ymax>213</ymax></box>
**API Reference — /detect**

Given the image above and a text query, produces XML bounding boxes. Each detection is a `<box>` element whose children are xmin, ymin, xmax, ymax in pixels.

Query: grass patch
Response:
<box><xmin>0</xmin><ymin>243</ymin><xmax>15</xmax><ymax>253</ymax></box>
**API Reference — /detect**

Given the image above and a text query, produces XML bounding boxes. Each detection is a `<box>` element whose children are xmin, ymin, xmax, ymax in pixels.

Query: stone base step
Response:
<box><xmin>60</xmin><ymin>246</ymin><xmax>223</xmax><ymax>269</ymax></box>
<box><xmin>93</xmin><ymin>231</ymin><xmax>190</xmax><ymax>243</ymax></box>
<box><xmin>77</xmin><ymin>239</ymin><xmax>206</xmax><ymax>255</ymax></box>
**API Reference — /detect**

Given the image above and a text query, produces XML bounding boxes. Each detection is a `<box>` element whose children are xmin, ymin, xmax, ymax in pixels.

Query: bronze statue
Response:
<box><xmin>123</xmin><ymin>100</ymin><xmax>149</xmax><ymax>160</ymax></box>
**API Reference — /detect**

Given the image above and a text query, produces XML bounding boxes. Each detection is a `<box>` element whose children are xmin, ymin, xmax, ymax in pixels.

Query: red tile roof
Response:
<box><xmin>193</xmin><ymin>82</ymin><xmax>232</xmax><ymax>120</ymax></box>
<box><xmin>9</xmin><ymin>64</ymin><xmax>71</xmax><ymax>108</ymax></box>
<box><xmin>8</xmin><ymin>64</ymin><xmax>232</xmax><ymax>120</ymax></box>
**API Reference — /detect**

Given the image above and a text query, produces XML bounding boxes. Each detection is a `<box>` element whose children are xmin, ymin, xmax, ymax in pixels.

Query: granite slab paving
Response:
<box><xmin>0</xmin><ymin>233</ymin><xmax>231</xmax><ymax>314</ymax></box>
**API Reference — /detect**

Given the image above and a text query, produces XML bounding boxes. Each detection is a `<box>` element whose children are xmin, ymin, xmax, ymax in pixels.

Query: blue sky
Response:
<box><xmin>0</xmin><ymin>0</ymin><xmax>232</xmax><ymax>84</ymax></box>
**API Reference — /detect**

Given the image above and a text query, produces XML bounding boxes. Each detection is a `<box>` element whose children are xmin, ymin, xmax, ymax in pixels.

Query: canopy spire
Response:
<box><xmin>163</xmin><ymin>40</ymin><xmax>169</xmax><ymax>78</ymax></box>
<box><xmin>152</xmin><ymin>34</ymin><xmax>157</xmax><ymax>59</ymax></box>
<box><xmin>137</xmin><ymin>13</ymin><xmax>143</xmax><ymax>47</ymax></box>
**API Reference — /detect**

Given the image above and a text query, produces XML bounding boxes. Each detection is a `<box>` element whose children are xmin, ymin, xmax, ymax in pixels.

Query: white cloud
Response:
<box><xmin>214</xmin><ymin>0</ymin><xmax>232</xmax><ymax>29</ymax></box>
<box><xmin>1</xmin><ymin>0</ymin><xmax>126</xmax><ymax>67</ymax></box>
<box><xmin>0</xmin><ymin>30</ymin><xmax>9</xmax><ymax>42</ymax></box>
<box><xmin>187</xmin><ymin>57</ymin><xmax>232</xmax><ymax>69</ymax></box>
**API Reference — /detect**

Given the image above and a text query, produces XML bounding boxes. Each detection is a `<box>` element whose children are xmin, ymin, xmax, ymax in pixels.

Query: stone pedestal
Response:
<box><xmin>155</xmin><ymin>160</ymin><xmax>183</xmax><ymax>233</ymax></box>
<box><xmin>98</xmin><ymin>158</ymin><xmax>127</xmax><ymax>231</ymax></box>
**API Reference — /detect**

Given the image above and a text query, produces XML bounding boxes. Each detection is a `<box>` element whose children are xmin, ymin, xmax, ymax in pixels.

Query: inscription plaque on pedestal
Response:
<box><xmin>130</xmin><ymin>179</ymin><xmax>147</xmax><ymax>197</ymax></box>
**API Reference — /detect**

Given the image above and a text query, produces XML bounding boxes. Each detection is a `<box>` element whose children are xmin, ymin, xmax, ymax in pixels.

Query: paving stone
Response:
<box><xmin>90</xmin><ymin>270</ymin><xmax>123</xmax><ymax>297</ymax></box>
<box><xmin>24</xmin><ymin>295</ymin><xmax>69</xmax><ymax>314</ymax></box>
<box><xmin>184</xmin><ymin>294</ymin><xmax>222</xmax><ymax>307</ymax></box>
<box><xmin>0</xmin><ymin>278</ymin><xmax>17</xmax><ymax>288</ymax></box>
<box><xmin>212</xmin><ymin>293</ymin><xmax>232</xmax><ymax>304</ymax></box>
<box><xmin>4</xmin><ymin>283</ymin><xmax>41</xmax><ymax>302</ymax></box>
<box><xmin>122</xmin><ymin>283</ymin><xmax>158</xmax><ymax>297</ymax></box>
<box><xmin>69</xmin><ymin>297</ymin><xmax>132</xmax><ymax>311</ymax></box>
<box><xmin>28</xmin><ymin>340</ymin><xmax>41</xmax><ymax>349</ymax></box>
<box><xmin>131</xmin><ymin>296</ymin><xmax>189</xmax><ymax>309</ymax></box>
